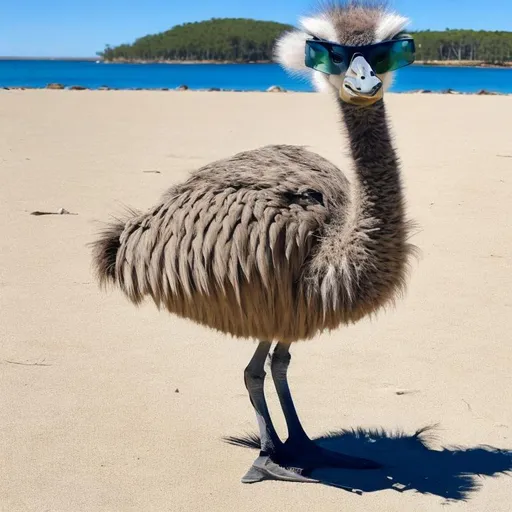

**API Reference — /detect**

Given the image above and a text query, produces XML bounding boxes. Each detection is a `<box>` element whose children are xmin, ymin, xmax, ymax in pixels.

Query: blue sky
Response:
<box><xmin>2</xmin><ymin>0</ymin><xmax>511</xmax><ymax>57</ymax></box>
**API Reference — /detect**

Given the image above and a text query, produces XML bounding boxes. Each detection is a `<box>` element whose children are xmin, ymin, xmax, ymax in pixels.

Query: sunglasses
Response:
<box><xmin>305</xmin><ymin>37</ymin><xmax>416</xmax><ymax>75</ymax></box>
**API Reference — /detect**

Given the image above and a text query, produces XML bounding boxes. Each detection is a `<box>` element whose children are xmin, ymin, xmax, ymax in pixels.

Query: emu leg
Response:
<box><xmin>265</xmin><ymin>342</ymin><xmax>381</xmax><ymax>478</ymax></box>
<box><xmin>270</xmin><ymin>342</ymin><xmax>309</xmax><ymax>443</ymax></box>
<box><xmin>242</xmin><ymin>342</ymin><xmax>381</xmax><ymax>484</ymax></box>
<box><xmin>243</xmin><ymin>341</ymin><xmax>280</xmax><ymax>456</ymax></box>
<box><xmin>241</xmin><ymin>341</ymin><xmax>316</xmax><ymax>484</ymax></box>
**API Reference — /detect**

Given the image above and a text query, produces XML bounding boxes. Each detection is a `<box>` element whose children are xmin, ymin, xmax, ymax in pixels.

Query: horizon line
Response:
<box><xmin>0</xmin><ymin>56</ymin><xmax>99</xmax><ymax>61</ymax></box>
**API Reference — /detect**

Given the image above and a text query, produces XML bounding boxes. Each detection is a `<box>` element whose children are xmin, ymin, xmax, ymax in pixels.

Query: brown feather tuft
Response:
<box><xmin>90</xmin><ymin>208</ymin><xmax>140</xmax><ymax>289</ymax></box>
<box><xmin>91</xmin><ymin>220</ymin><xmax>125</xmax><ymax>288</ymax></box>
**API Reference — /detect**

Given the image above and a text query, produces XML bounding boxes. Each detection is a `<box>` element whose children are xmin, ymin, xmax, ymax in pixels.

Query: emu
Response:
<box><xmin>92</xmin><ymin>1</ymin><xmax>416</xmax><ymax>483</ymax></box>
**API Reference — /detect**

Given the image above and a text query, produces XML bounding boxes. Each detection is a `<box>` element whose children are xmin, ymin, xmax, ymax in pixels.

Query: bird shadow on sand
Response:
<box><xmin>224</xmin><ymin>426</ymin><xmax>512</xmax><ymax>501</ymax></box>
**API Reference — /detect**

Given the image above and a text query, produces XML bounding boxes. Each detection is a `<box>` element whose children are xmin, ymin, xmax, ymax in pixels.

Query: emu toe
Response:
<box><xmin>242</xmin><ymin>441</ymin><xmax>381</xmax><ymax>484</ymax></box>
<box><xmin>242</xmin><ymin>455</ymin><xmax>319</xmax><ymax>484</ymax></box>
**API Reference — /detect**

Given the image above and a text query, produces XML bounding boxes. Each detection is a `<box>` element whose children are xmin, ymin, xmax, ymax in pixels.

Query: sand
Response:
<box><xmin>1</xmin><ymin>90</ymin><xmax>511</xmax><ymax>511</ymax></box>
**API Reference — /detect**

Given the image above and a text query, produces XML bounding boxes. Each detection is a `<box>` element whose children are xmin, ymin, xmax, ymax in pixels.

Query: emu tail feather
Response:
<box><xmin>91</xmin><ymin>207</ymin><xmax>140</xmax><ymax>288</ymax></box>
<box><xmin>91</xmin><ymin>220</ymin><xmax>126</xmax><ymax>288</ymax></box>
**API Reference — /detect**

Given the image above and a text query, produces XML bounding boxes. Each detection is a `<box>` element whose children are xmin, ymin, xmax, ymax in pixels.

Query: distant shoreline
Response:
<box><xmin>1</xmin><ymin>57</ymin><xmax>511</xmax><ymax>69</ymax></box>
<box><xmin>0</xmin><ymin>56</ymin><xmax>99</xmax><ymax>62</ymax></box>
<box><xmin>2</xmin><ymin>86</ymin><xmax>510</xmax><ymax>96</ymax></box>
<box><xmin>415</xmin><ymin>60</ymin><xmax>512</xmax><ymax>69</ymax></box>
<box><xmin>103</xmin><ymin>59</ymin><xmax>512</xmax><ymax>69</ymax></box>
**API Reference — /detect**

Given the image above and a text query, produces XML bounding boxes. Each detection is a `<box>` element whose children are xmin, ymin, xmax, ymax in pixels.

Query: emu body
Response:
<box><xmin>94</xmin><ymin>143</ymin><xmax>410</xmax><ymax>343</ymax></box>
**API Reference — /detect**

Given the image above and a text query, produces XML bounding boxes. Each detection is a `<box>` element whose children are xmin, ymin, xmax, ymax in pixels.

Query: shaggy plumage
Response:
<box><xmin>93</xmin><ymin>125</ymin><xmax>413</xmax><ymax>344</ymax></box>
<box><xmin>92</xmin><ymin>1</ymin><xmax>415</xmax><ymax>344</ymax></box>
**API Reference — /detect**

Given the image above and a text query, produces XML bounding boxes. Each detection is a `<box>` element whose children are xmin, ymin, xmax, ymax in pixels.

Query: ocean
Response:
<box><xmin>1</xmin><ymin>60</ymin><xmax>512</xmax><ymax>94</ymax></box>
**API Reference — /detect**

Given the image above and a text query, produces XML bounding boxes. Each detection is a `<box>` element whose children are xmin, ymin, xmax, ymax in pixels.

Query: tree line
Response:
<box><xmin>413</xmin><ymin>30</ymin><xmax>512</xmax><ymax>63</ymax></box>
<box><xmin>99</xmin><ymin>19</ymin><xmax>512</xmax><ymax>64</ymax></box>
<box><xmin>100</xmin><ymin>18</ymin><xmax>293</xmax><ymax>62</ymax></box>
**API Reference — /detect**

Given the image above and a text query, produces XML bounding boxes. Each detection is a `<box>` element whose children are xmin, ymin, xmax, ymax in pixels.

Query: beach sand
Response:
<box><xmin>1</xmin><ymin>90</ymin><xmax>511</xmax><ymax>511</ymax></box>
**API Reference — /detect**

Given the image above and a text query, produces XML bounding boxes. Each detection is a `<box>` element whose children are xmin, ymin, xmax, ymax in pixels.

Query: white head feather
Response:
<box><xmin>299</xmin><ymin>15</ymin><xmax>338</xmax><ymax>42</ymax></box>
<box><xmin>274</xmin><ymin>15</ymin><xmax>340</xmax><ymax>92</ymax></box>
<box><xmin>375</xmin><ymin>12</ymin><xmax>410</xmax><ymax>42</ymax></box>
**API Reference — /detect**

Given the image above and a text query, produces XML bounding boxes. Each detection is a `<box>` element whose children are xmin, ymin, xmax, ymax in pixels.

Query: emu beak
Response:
<box><xmin>339</xmin><ymin>54</ymin><xmax>383</xmax><ymax>106</ymax></box>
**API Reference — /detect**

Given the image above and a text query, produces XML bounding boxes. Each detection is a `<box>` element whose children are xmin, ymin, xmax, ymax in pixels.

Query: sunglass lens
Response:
<box><xmin>305</xmin><ymin>41</ymin><xmax>345</xmax><ymax>75</ymax></box>
<box><xmin>388</xmin><ymin>39</ymin><xmax>416</xmax><ymax>71</ymax></box>
<box><xmin>370</xmin><ymin>39</ymin><xmax>415</xmax><ymax>73</ymax></box>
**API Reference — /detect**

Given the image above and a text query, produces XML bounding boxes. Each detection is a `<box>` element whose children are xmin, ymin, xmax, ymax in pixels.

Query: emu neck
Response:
<box><xmin>321</xmin><ymin>97</ymin><xmax>410</xmax><ymax>313</ymax></box>
<box><xmin>340</xmin><ymin>99</ymin><xmax>398</xmax><ymax>187</ymax></box>
<box><xmin>339</xmin><ymin>99</ymin><xmax>404</xmax><ymax>224</ymax></box>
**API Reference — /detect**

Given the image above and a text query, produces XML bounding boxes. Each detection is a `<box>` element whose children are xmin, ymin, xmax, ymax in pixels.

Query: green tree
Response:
<box><xmin>99</xmin><ymin>18</ymin><xmax>293</xmax><ymax>62</ymax></box>
<box><xmin>98</xmin><ymin>20</ymin><xmax>512</xmax><ymax>65</ymax></box>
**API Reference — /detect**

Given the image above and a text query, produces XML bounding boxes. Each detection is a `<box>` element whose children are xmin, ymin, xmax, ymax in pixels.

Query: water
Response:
<box><xmin>1</xmin><ymin>60</ymin><xmax>511</xmax><ymax>94</ymax></box>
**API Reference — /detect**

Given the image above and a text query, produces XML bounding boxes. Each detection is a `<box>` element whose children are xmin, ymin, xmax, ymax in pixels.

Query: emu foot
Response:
<box><xmin>241</xmin><ymin>439</ymin><xmax>381</xmax><ymax>484</ymax></box>
<box><xmin>242</xmin><ymin>455</ymin><xmax>319</xmax><ymax>484</ymax></box>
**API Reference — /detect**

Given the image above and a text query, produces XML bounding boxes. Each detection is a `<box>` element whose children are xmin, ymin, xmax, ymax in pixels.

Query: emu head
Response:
<box><xmin>274</xmin><ymin>2</ymin><xmax>410</xmax><ymax>105</ymax></box>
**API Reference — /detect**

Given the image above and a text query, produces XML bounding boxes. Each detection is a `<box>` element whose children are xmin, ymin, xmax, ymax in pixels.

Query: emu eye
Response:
<box><xmin>331</xmin><ymin>53</ymin><xmax>343</xmax><ymax>64</ymax></box>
